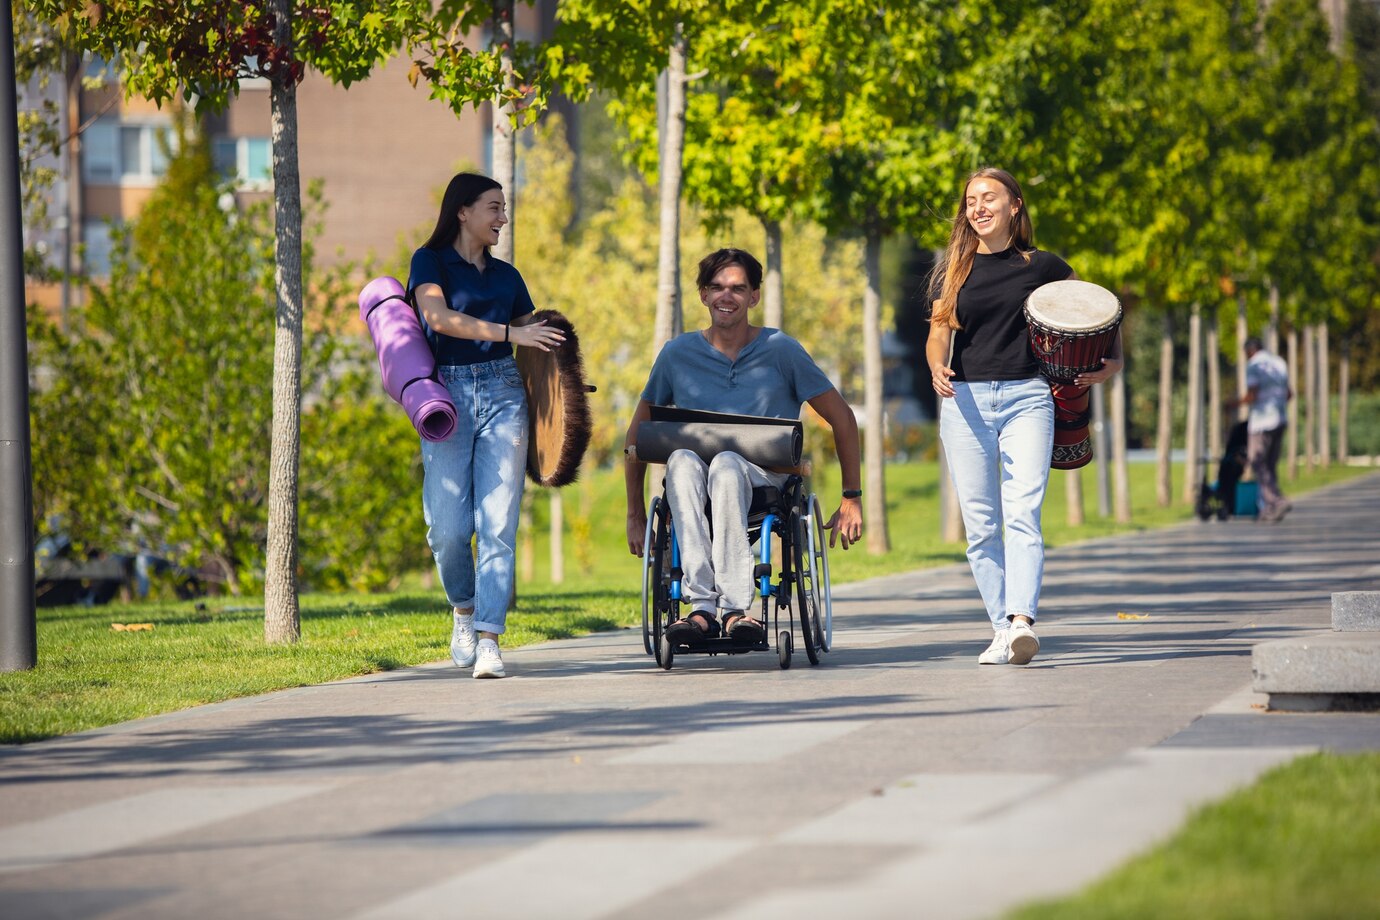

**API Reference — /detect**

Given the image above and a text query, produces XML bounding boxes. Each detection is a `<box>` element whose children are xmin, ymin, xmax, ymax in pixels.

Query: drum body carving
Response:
<box><xmin>1050</xmin><ymin>383</ymin><xmax>1093</xmax><ymax>470</ymax></box>
<box><xmin>1024</xmin><ymin>280</ymin><xmax>1122</xmax><ymax>384</ymax></box>
<box><xmin>1025</xmin><ymin>280</ymin><xmax>1120</xmax><ymax>471</ymax></box>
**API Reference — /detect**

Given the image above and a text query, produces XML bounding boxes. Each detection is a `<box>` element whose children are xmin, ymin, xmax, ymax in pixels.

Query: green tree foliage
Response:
<box><xmin>1255</xmin><ymin>0</ymin><xmax>1380</xmax><ymax>330</ymax></box>
<box><xmin>34</xmin><ymin>1</ymin><xmax>428</xmax><ymax>108</ymax></box>
<box><xmin>410</xmin><ymin>0</ymin><xmax>544</xmax><ymax>121</ymax></box>
<box><xmin>28</xmin><ymin>130</ymin><xmax>426</xmax><ymax>595</ymax></box>
<box><xmin>512</xmin><ymin>114</ymin><xmax>866</xmax><ymax>457</ymax></box>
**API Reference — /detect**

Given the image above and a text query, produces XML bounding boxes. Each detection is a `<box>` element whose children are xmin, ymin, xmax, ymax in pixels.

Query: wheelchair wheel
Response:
<box><xmin>641</xmin><ymin>497</ymin><xmax>670</xmax><ymax>658</ymax></box>
<box><xmin>658</xmin><ymin>634</ymin><xmax>674</xmax><ymax>670</ymax></box>
<box><xmin>804</xmin><ymin>494</ymin><xmax>833</xmax><ymax>652</ymax></box>
<box><xmin>793</xmin><ymin>511</ymin><xmax>821</xmax><ymax>666</ymax></box>
<box><xmin>778</xmin><ymin>630</ymin><xmax>792</xmax><ymax>669</ymax></box>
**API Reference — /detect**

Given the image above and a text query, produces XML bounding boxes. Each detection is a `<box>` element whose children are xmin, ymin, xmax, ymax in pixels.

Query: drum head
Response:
<box><xmin>1025</xmin><ymin>280</ymin><xmax>1121</xmax><ymax>332</ymax></box>
<box><xmin>515</xmin><ymin>311</ymin><xmax>593</xmax><ymax>488</ymax></box>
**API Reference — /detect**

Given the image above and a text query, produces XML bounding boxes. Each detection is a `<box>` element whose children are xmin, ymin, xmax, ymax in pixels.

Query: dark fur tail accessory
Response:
<box><xmin>515</xmin><ymin>310</ymin><xmax>595</xmax><ymax>487</ymax></box>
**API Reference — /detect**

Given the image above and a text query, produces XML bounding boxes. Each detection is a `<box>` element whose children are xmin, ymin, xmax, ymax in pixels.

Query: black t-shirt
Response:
<box><xmin>951</xmin><ymin>247</ymin><xmax>1072</xmax><ymax>382</ymax></box>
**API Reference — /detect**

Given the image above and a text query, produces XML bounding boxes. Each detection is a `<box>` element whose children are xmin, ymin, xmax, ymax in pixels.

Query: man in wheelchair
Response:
<box><xmin>624</xmin><ymin>248</ymin><xmax>863</xmax><ymax>649</ymax></box>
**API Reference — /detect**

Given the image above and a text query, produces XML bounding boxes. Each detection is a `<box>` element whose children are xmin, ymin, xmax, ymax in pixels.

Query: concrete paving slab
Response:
<box><xmin>0</xmin><ymin>785</ymin><xmax>322</xmax><ymax>874</ymax></box>
<box><xmin>1333</xmin><ymin>591</ymin><xmax>1380</xmax><ymax>631</ymax></box>
<box><xmin>710</xmin><ymin>747</ymin><xmax>1309</xmax><ymax>920</ymax></box>
<box><xmin>0</xmin><ymin>472</ymin><xmax>1377</xmax><ymax>919</ymax></box>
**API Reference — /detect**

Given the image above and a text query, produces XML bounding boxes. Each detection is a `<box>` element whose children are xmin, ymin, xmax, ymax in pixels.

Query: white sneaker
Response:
<box><xmin>1008</xmin><ymin>620</ymin><xmax>1040</xmax><ymax>665</ymax></box>
<box><xmin>450</xmin><ymin>611</ymin><xmax>477</xmax><ymax>668</ymax></box>
<box><xmin>978</xmin><ymin>629</ymin><xmax>1011</xmax><ymax>665</ymax></box>
<box><xmin>473</xmin><ymin>638</ymin><xmax>506</xmax><ymax>679</ymax></box>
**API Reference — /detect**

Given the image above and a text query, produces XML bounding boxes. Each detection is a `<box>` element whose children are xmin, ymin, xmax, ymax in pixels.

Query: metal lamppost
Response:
<box><xmin>1</xmin><ymin>2</ymin><xmax>38</xmax><ymax>671</ymax></box>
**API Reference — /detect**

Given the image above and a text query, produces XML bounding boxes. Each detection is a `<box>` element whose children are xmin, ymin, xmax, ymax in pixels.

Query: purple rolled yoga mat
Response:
<box><xmin>358</xmin><ymin>276</ymin><xmax>456</xmax><ymax>442</ymax></box>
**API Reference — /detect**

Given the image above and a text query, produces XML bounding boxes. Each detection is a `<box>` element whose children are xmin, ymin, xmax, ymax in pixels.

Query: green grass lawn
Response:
<box><xmin>1</xmin><ymin>460</ymin><xmax>1368</xmax><ymax>744</ymax></box>
<box><xmin>1006</xmin><ymin>751</ymin><xmax>1380</xmax><ymax>919</ymax></box>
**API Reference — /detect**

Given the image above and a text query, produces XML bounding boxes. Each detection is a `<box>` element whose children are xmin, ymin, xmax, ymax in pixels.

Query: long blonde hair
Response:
<box><xmin>929</xmin><ymin>167</ymin><xmax>1034</xmax><ymax>330</ymax></box>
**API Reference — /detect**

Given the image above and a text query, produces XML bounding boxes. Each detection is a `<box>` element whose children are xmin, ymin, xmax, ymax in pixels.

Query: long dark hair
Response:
<box><xmin>928</xmin><ymin>167</ymin><xmax>1033</xmax><ymax>330</ymax></box>
<box><xmin>422</xmin><ymin>172</ymin><xmax>503</xmax><ymax>251</ymax></box>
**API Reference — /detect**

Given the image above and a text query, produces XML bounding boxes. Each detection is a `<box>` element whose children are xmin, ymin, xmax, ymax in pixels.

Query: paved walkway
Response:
<box><xmin>2</xmin><ymin>473</ymin><xmax>1379</xmax><ymax>920</ymax></box>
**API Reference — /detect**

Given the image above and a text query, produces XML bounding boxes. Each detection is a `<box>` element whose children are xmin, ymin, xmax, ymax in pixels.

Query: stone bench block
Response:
<box><xmin>1253</xmin><ymin>633</ymin><xmax>1380</xmax><ymax>712</ymax></box>
<box><xmin>1333</xmin><ymin>592</ymin><xmax>1380</xmax><ymax>632</ymax></box>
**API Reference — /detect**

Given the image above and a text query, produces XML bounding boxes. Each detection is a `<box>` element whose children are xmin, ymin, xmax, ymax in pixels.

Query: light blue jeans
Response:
<box><xmin>421</xmin><ymin>357</ymin><xmax>528</xmax><ymax>635</ymax></box>
<box><xmin>939</xmin><ymin>377</ymin><xmax>1054</xmax><ymax>631</ymax></box>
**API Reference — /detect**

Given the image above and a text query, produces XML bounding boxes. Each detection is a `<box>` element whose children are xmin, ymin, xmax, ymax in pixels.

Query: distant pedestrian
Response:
<box><xmin>408</xmin><ymin>172</ymin><xmax>564</xmax><ymax>678</ymax></box>
<box><xmin>1231</xmin><ymin>337</ymin><xmax>1292</xmax><ymax>522</ymax></box>
<box><xmin>926</xmin><ymin>167</ymin><xmax>1122</xmax><ymax>666</ymax></box>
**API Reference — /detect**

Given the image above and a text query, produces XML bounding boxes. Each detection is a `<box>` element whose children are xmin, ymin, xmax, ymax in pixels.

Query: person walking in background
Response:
<box><xmin>925</xmin><ymin>167</ymin><xmax>1121</xmax><ymax>666</ymax></box>
<box><xmin>1233</xmin><ymin>336</ymin><xmax>1292</xmax><ymax>522</ymax></box>
<box><xmin>409</xmin><ymin>173</ymin><xmax>564</xmax><ymax>678</ymax></box>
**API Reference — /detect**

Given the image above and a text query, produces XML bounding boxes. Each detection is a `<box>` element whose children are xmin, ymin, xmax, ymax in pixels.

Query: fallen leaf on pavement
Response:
<box><xmin>1117</xmin><ymin>612</ymin><xmax>1150</xmax><ymax>620</ymax></box>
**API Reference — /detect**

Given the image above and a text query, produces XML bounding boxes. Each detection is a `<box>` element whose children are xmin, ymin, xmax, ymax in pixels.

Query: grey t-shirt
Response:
<box><xmin>641</xmin><ymin>328</ymin><xmax>834</xmax><ymax>418</ymax></box>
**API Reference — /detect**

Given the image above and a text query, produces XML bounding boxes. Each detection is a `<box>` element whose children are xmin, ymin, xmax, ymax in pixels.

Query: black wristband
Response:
<box><xmin>504</xmin><ymin>323</ymin><xmax>510</xmax><ymax>343</ymax></box>
<box><xmin>842</xmin><ymin>489</ymin><xmax>862</xmax><ymax>499</ymax></box>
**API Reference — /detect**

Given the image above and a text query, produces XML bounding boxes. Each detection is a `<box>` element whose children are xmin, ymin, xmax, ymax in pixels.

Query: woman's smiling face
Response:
<box><xmin>965</xmin><ymin>176</ymin><xmax>1020</xmax><ymax>253</ymax></box>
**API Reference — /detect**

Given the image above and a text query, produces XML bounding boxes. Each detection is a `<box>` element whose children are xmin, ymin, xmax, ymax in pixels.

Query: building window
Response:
<box><xmin>212</xmin><ymin>136</ymin><xmax>273</xmax><ymax>188</ymax></box>
<box><xmin>83</xmin><ymin>119</ymin><xmax>118</xmax><ymax>183</ymax></box>
<box><xmin>82</xmin><ymin>118</ymin><xmax>174</xmax><ymax>185</ymax></box>
<box><xmin>82</xmin><ymin>220</ymin><xmax>116</xmax><ymax>277</ymax></box>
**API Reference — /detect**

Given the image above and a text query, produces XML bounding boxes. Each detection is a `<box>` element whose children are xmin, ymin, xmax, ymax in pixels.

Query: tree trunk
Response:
<box><xmin>1266</xmin><ymin>282</ymin><xmax>1280</xmax><ymax>355</ymax></box>
<box><xmin>264</xmin><ymin>1</ymin><xmax>302</xmax><ymax>645</ymax></box>
<box><xmin>1155</xmin><ymin>311</ymin><xmax>1174</xmax><ymax>507</ymax></box>
<box><xmin>862</xmin><ymin>229</ymin><xmax>889</xmax><ymax>553</ymax></box>
<box><xmin>1066</xmin><ymin>469</ymin><xmax>1085</xmax><ymax>526</ymax></box>
<box><xmin>491</xmin><ymin>0</ymin><xmax>516</xmax><ymax>265</ymax></box>
<box><xmin>1303</xmin><ymin>325</ymin><xmax>1316</xmax><ymax>471</ymax></box>
<box><xmin>762</xmin><ymin>218</ymin><xmax>783</xmax><ymax>331</ymax></box>
<box><xmin>519</xmin><ymin>491</ymin><xmax>534</xmax><ymax>581</ymax></box>
<box><xmin>550</xmin><ymin>490</ymin><xmax>564</xmax><ymax>584</ymax></box>
<box><xmin>938</xmin><ymin>437</ymin><xmax>962</xmax><ymax>542</ymax></box>
<box><xmin>490</xmin><ymin>0</ymin><xmax>531</xmax><ymax>594</ymax></box>
<box><xmin>1111</xmin><ymin>368</ymin><xmax>1132</xmax><ymax>523</ymax></box>
<box><xmin>1092</xmin><ymin>383</ymin><xmax>1111</xmax><ymax>518</ymax></box>
<box><xmin>1206</xmin><ymin>314</ymin><xmax>1222</xmax><ymax>465</ymax></box>
<box><xmin>1317</xmin><ymin>323</ymin><xmax>1330</xmax><ymax>468</ymax></box>
<box><xmin>1339</xmin><ymin>344</ymin><xmax>1350</xmax><ymax>462</ymax></box>
<box><xmin>653</xmin><ymin>24</ymin><xmax>687</xmax><ymax>355</ymax></box>
<box><xmin>1287</xmin><ymin>327</ymin><xmax>1299</xmax><ymax>480</ymax></box>
<box><xmin>1183</xmin><ymin>303</ymin><xmax>1202</xmax><ymax>505</ymax></box>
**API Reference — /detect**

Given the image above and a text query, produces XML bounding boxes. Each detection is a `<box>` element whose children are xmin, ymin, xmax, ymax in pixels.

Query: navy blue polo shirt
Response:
<box><xmin>408</xmin><ymin>246</ymin><xmax>535</xmax><ymax>366</ymax></box>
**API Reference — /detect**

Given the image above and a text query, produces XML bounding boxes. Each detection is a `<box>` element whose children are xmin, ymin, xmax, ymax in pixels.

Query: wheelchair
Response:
<box><xmin>640</xmin><ymin>473</ymin><xmax>832</xmax><ymax>670</ymax></box>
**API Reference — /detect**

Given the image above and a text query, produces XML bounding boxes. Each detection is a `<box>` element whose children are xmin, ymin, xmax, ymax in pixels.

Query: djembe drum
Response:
<box><xmin>1024</xmin><ymin>280</ymin><xmax>1122</xmax><ymax>471</ymax></box>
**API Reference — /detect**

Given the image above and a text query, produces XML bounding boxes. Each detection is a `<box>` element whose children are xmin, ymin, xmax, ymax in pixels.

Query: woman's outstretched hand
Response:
<box><xmin>510</xmin><ymin>320</ymin><xmax>565</xmax><ymax>352</ymax></box>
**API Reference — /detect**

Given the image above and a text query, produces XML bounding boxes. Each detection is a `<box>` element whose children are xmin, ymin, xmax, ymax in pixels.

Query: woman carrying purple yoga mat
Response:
<box><xmin>405</xmin><ymin>172</ymin><xmax>564</xmax><ymax>680</ymax></box>
<box><xmin>358</xmin><ymin>275</ymin><xmax>457</xmax><ymax>442</ymax></box>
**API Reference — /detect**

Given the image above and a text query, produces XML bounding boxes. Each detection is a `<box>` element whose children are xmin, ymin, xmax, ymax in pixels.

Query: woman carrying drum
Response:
<box><xmin>925</xmin><ymin>167</ymin><xmax>1122</xmax><ymax>665</ymax></box>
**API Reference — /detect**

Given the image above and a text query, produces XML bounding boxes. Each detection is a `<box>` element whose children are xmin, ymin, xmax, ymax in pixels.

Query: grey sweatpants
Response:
<box><xmin>664</xmin><ymin>449</ymin><xmax>787</xmax><ymax>615</ymax></box>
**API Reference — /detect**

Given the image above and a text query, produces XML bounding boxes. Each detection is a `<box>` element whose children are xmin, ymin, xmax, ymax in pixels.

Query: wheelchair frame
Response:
<box><xmin>640</xmin><ymin>475</ymin><xmax>832</xmax><ymax>670</ymax></box>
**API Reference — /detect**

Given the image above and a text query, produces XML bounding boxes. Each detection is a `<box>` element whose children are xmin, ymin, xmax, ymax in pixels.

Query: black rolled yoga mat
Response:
<box><xmin>635</xmin><ymin>406</ymin><xmax>803</xmax><ymax>468</ymax></box>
